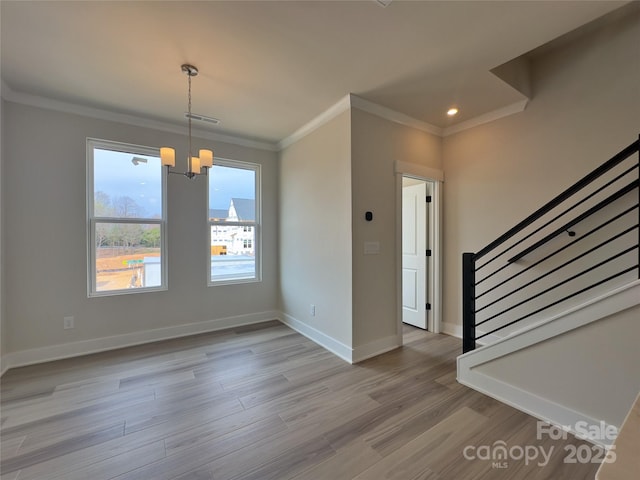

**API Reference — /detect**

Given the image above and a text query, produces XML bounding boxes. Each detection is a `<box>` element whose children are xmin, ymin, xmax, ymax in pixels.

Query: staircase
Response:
<box><xmin>457</xmin><ymin>138</ymin><xmax>640</xmax><ymax>449</ymax></box>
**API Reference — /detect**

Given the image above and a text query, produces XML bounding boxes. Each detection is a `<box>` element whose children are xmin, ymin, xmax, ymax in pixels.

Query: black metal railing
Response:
<box><xmin>462</xmin><ymin>137</ymin><xmax>640</xmax><ymax>353</ymax></box>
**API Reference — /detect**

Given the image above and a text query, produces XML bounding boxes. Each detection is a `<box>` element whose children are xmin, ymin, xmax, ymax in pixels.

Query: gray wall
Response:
<box><xmin>0</xmin><ymin>98</ymin><xmax>5</xmax><ymax>368</ymax></box>
<box><xmin>350</xmin><ymin>109</ymin><xmax>441</xmax><ymax>349</ymax></box>
<box><xmin>278</xmin><ymin>107</ymin><xmax>443</xmax><ymax>357</ymax></box>
<box><xmin>442</xmin><ymin>7</ymin><xmax>640</xmax><ymax>332</ymax></box>
<box><xmin>3</xmin><ymin>5</ymin><xmax>638</xmax><ymax>368</ymax></box>
<box><xmin>3</xmin><ymin>102</ymin><xmax>278</xmax><ymax>353</ymax></box>
<box><xmin>279</xmin><ymin>110</ymin><xmax>353</xmax><ymax>347</ymax></box>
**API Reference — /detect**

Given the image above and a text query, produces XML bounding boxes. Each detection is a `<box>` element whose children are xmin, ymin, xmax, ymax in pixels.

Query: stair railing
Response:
<box><xmin>462</xmin><ymin>137</ymin><xmax>640</xmax><ymax>353</ymax></box>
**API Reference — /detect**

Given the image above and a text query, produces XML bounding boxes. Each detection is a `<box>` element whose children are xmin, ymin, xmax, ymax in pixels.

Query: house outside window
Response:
<box><xmin>208</xmin><ymin>159</ymin><xmax>261</xmax><ymax>284</ymax></box>
<box><xmin>87</xmin><ymin>139</ymin><xmax>167</xmax><ymax>296</ymax></box>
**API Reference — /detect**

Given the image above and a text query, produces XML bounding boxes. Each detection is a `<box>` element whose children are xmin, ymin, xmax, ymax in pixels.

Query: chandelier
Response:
<box><xmin>160</xmin><ymin>64</ymin><xmax>214</xmax><ymax>179</ymax></box>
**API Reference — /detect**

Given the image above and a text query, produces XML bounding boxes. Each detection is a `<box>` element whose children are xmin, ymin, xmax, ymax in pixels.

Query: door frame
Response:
<box><xmin>395</xmin><ymin>161</ymin><xmax>443</xmax><ymax>337</ymax></box>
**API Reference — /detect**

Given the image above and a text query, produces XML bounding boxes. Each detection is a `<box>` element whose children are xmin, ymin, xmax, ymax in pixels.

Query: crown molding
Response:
<box><xmin>278</xmin><ymin>94</ymin><xmax>352</xmax><ymax>150</ymax></box>
<box><xmin>1</xmin><ymin>82</ymin><xmax>279</xmax><ymax>152</ymax></box>
<box><xmin>3</xmin><ymin>80</ymin><xmax>530</xmax><ymax>151</ymax></box>
<box><xmin>442</xmin><ymin>99</ymin><xmax>529</xmax><ymax>137</ymax></box>
<box><xmin>349</xmin><ymin>94</ymin><xmax>443</xmax><ymax>136</ymax></box>
<box><xmin>277</xmin><ymin>93</ymin><xmax>443</xmax><ymax>150</ymax></box>
<box><xmin>349</xmin><ymin>94</ymin><xmax>529</xmax><ymax>140</ymax></box>
<box><xmin>278</xmin><ymin>93</ymin><xmax>529</xmax><ymax>149</ymax></box>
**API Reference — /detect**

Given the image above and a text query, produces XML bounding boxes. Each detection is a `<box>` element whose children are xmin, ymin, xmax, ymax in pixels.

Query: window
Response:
<box><xmin>87</xmin><ymin>139</ymin><xmax>167</xmax><ymax>296</ymax></box>
<box><xmin>208</xmin><ymin>159</ymin><xmax>260</xmax><ymax>284</ymax></box>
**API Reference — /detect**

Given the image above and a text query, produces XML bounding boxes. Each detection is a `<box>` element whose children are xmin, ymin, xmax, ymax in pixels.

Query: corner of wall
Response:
<box><xmin>0</xmin><ymin>97</ymin><xmax>6</xmax><ymax>376</ymax></box>
<box><xmin>350</xmin><ymin>107</ymin><xmax>443</xmax><ymax>350</ymax></box>
<box><xmin>278</xmin><ymin>108</ymin><xmax>354</xmax><ymax>353</ymax></box>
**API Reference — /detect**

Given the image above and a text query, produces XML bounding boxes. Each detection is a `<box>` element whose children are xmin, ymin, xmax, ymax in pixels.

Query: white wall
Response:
<box><xmin>350</xmin><ymin>109</ymin><xmax>441</xmax><ymax>353</ymax></box>
<box><xmin>442</xmin><ymin>7</ymin><xmax>640</xmax><ymax>332</ymax></box>
<box><xmin>476</xmin><ymin>303</ymin><xmax>640</xmax><ymax>427</ymax></box>
<box><xmin>3</xmin><ymin>102</ymin><xmax>278</xmax><ymax>357</ymax></box>
<box><xmin>279</xmin><ymin>110</ymin><xmax>353</xmax><ymax>351</ymax></box>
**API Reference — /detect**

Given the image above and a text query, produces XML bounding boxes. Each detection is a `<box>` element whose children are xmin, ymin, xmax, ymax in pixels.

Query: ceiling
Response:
<box><xmin>0</xmin><ymin>1</ymin><xmax>628</xmax><ymax>145</ymax></box>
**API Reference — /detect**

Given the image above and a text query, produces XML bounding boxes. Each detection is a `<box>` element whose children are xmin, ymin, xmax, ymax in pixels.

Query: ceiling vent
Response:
<box><xmin>184</xmin><ymin>112</ymin><xmax>221</xmax><ymax>125</ymax></box>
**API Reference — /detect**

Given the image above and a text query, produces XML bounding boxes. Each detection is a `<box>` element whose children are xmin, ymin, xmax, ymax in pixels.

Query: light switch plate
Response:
<box><xmin>364</xmin><ymin>241</ymin><xmax>380</xmax><ymax>254</ymax></box>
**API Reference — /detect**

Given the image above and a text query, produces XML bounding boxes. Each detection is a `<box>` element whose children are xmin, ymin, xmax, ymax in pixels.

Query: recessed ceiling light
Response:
<box><xmin>447</xmin><ymin>107</ymin><xmax>459</xmax><ymax>116</ymax></box>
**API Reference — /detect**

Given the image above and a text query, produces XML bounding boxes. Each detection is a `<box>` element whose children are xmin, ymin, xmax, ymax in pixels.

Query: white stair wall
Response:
<box><xmin>458</xmin><ymin>280</ymin><xmax>640</xmax><ymax>448</ymax></box>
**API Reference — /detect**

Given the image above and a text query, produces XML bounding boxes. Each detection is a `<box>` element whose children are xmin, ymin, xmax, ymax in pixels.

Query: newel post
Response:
<box><xmin>462</xmin><ymin>252</ymin><xmax>476</xmax><ymax>353</ymax></box>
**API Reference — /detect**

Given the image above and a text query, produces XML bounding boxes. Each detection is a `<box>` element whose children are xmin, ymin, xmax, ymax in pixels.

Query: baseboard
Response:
<box><xmin>2</xmin><ymin>309</ymin><xmax>401</xmax><ymax>374</ymax></box>
<box><xmin>2</xmin><ymin>311</ymin><xmax>280</xmax><ymax>372</ymax></box>
<box><xmin>441</xmin><ymin>321</ymin><xmax>462</xmax><ymax>338</ymax></box>
<box><xmin>0</xmin><ymin>355</ymin><xmax>9</xmax><ymax>377</ymax></box>
<box><xmin>440</xmin><ymin>322</ymin><xmax>502</xmax><ymax>345</ymax></box>
<box><xmin>457</xmin><ymin>370</ymin><xmax>617</xmax><ymax>449</ymax></box>
<box><xmin>352</xmin><ymin>334</ymin><xmax>402</xmax><ymax>363</ymax></box>
<box><xmin>278</xmin><ymin>312</ymin><xmax>353</xmax><ymax>363</ymax></box>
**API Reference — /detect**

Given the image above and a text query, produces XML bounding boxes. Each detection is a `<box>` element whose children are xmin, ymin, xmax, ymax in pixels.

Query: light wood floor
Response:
<box><xmin>1</xmin><ymin>321</ymin><xmax>600</xmax><ymax>479</ymax></box>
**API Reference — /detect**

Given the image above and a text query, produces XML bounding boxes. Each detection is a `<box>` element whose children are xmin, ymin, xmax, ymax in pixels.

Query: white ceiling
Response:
<box><xmin>0</xmin><ymin>1</ymin><xmax>628</xmax><ymax>145</ymax></box>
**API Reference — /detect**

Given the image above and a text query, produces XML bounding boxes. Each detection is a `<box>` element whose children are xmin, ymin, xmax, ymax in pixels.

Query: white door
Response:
<box><xmin>402</xmin><ymin>181</ymin><xmax>427</xmax><ymax>329</ymax></box>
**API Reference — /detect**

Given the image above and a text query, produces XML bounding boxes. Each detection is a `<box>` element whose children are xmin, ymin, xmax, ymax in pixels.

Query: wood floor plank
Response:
<box><xmin>290</xmin><ymin>441</ymin><xmax>383</xmax><ymax>480</ymax></box>
<box><xmin>0</xmin><ymin>422</ymin><xmax>124</xmax><ymax>475</ymax></box>
<box><xmin>123</xmin><ymin>391</ymin><xmax>244</xmax><ymax>434</ymax></box>
<box><xmin>164</xmin><ymin>415</ymin><xmax>286</xmax><ymax>457</ymax></box>
<box><xmin>353</xmin><ymin>407</ymin><xmax>489</xmax><ymax>480</ymax></box>
<box><xmin>10</xmin><ymin>426</ymin><xmax>161</xmax><ymax>480</ymax></box>
<box><xmin>229</xmin><ymin>434</ymin><xmax>335</xmax><ymax>480</ymax></box>
<box><xmin>13</xmin><ymin>418</ymin><xmax>124</xmax><ymax>459</ymax></box>
<box><xmin>239</xmin><ymin>381</ymin><xmax>330</xmax><ymax>413</ymax></box>
<box><xmin>323</xmin><ymin>381</ymin><xmax>454</xmax><ymax>452</ymax></box>
<box><xmin>0</xmin><ymin>436</ymin><xmax>24</xmax><ymax>460</ymax></box>
<box><xmin>203</xmin><ymin>424</ymin><xmax>336</xmax><ymax>480</ymax></box>
<box><xmin>279</xmin><ymin>392</ymin><xmax>381</xmax><ymax>433</ymax></box>
<box><xmin>364</xmin><ymin>385</ymin><xmax>477</xmax><ymax>457</ymax></box>
<box><xmin>47</xmin><ymin>439</ymin><xmax>166</xmax><ymax>480</ymax></box>
<box><xmin>114</xmin><ymin>414</ymin><xmax>290</xmax><ymax>480</ymax></box>
<box><xmin>14</xmin><ymin>405</ymin><xmax>272</xmax><ymax>480</ymax></box>
<box><xmin>0</xmin><ymin>321</ymin><xmax>600</xmax><ymax>480</ymax></box>
<box><xmin>0</xmin><ymin>470</ymin><xmax>20</xmax><ymax>480</ymax></box>
<box><xmin>1</xmin><ymin>388</ymin><xmax>156</xmax><ymax>436</ymax></box>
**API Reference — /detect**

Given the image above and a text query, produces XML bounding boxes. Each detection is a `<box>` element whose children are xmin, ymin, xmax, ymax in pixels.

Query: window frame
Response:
<box><xmin>207</xmin><ymin>158</ymin><xmax>261</xmax><ymax>286</ymax></box>
<box><xmin>86</xmin><ymin>138</ymin><xmax>168</xmax><ymax>297</ymax></box>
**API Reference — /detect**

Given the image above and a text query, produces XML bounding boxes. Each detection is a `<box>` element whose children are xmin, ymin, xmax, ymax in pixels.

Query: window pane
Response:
<box><xmin>95</xmin><ymin>223</ymin><xmax>162</xmax><ymax>292</ymax></box>
<box><xmin>211</xmin><ymin>225</ymin><xmax>255</xmax><ymax>281</ymax></box>
<box><xmin>208</xmin><ymin>165</ymin><xmax>255</xmax><ymax>221</ymax></box>
<box><xmin>94</xmin><ymin>148</ymin><xmax>162</xmax><ymax>219</ymax></box>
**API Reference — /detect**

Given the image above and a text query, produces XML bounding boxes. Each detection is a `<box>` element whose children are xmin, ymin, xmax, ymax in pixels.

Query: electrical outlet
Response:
<box><xmin>310</xmin><ymin>304</ymin><xmax>316</xmax><ymax>316</ymax></box>
<box><xmin>63</xmin><ymin>316</ymin><xmax>74</xmax><ymax>329</ymax></box>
